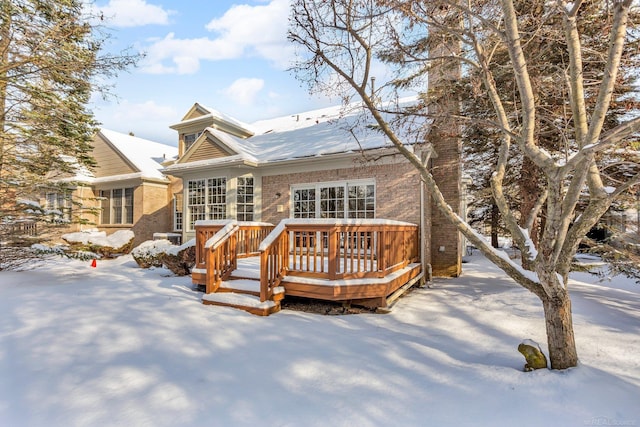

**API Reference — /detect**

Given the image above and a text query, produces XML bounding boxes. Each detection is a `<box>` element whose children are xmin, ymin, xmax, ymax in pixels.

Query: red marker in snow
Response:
<box><xmin>91</xmin><ymin>259</ymin><xmax>97</xmax><ymax>268</ymax></box>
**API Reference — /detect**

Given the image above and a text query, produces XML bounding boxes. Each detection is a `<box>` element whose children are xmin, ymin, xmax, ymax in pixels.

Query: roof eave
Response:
<box><xmin>162</xmin><ymin>158</ymin><xmax>258</xmax><ymax>176</ymax></box>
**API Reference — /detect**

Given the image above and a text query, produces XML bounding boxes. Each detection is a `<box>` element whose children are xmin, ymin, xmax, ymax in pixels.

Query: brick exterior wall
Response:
<box><xmin>262</xmin><ymin>160</ymin><xmax>431</xmax><ymax>271</ymax></box>
<box><xmin>429</xmin><ymin>138</ymin><xmax>462</xmax><ymax>277</ymax></box>
<box><xmin>262</xmin><ymin>162</ymin><xmax>421</xmax><ymax>223</ymax></box>
<box><xmin>129</xmin><ymin>182</ymin><xmax>173</xmax><ymax>245</ymax></box>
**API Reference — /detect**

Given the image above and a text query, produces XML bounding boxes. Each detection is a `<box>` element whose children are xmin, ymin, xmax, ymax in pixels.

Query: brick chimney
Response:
<box><xmin>428</xmin><ymin>10</ymin><xmax>463</xmax><ymax>277</ymax></box>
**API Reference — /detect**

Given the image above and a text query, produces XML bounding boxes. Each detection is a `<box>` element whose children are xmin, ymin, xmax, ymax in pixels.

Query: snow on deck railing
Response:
<box><xmin>200</xmin><ymin>220</ymin><xmax>275</xmax><ymax>251</ymax></box>
<box><xmin>204</xmin><ymin>221</ymin><xmax>238</xmax><ymax>250</ymax></box>
<box><xmin>258</xmin><ymin>218</ymin><xmax>416</xmax><ymax>252</ymax></box>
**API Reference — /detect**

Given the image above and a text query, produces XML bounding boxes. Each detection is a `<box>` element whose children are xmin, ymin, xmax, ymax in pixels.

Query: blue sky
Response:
<box><xmin>91</xmin><ymin>0</ymin><xmax>334</xmax><ymax>146</ymax></box>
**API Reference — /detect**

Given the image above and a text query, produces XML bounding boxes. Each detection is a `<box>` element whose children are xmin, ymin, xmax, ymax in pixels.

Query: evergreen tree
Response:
<box><xmin>0</xmin><ymin>0</ymin><xmax>138</xmax><ymax>267</ymax></box>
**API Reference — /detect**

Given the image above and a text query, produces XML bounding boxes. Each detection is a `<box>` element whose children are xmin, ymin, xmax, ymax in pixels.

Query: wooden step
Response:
<box><xmin>219</xmin><ymin>279</ymin><xmax>261</xmax><ymax>296</ymax></box>
<box><xmin>202</xmin><ymin>292</ymin><xmax>281</xmax><ymax>316</ymax></box>
<box><xmin>218</xmin><ymin>279</ymin><xmax>286</xmax><ymax>302</ymax></box>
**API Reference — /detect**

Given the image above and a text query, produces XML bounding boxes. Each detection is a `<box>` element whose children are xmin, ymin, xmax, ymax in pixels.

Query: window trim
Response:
<box><xmin>99</xmin><ymin>187</ymin><xmax>134</xmax><ymax>225</ymax></box>
<box><xmin>236</xmin><ymin>176</ymin><xmax>254</xmax><ymax>221</ymax></box>
<box><xmin>186</xmin><ymin>176</ymin><xmax>227</xmax><ymax>231</ymax></box>
<box><xmin>291</xmin><ymin>179</ymin><xmax>376</xmax><ymax>219</ymax></box>
<box><xmin>44</xmin><ymin>191</ymin><xmax>73</xmax><ymax>222</ymax></box>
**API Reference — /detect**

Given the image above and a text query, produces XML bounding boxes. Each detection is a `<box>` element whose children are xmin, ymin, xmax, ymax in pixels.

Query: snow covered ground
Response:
<box><xmin>0</xmin><ymin>253</ymin><xmax>638</xmax><ymax>427</ymax></box>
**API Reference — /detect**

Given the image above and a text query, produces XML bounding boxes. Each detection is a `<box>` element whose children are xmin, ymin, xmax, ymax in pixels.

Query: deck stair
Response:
<box><xmin>202</xmin><ymin>252</ymin><xmax>284</xmax><ymax>316</ymax></box>
<box><xmin>194</xmin><ymin>221</ymin><xmax>282</xmax><ymax>316</ymax></box>
<box><xmin>200</xmin><ymin>254</ymin><xmax>284</xmax><ymax>316</ymax></box>
<box><xmin>202</xmin><ymin>277</ymin><xmax>285</xmax><ymax>316</ymax></box>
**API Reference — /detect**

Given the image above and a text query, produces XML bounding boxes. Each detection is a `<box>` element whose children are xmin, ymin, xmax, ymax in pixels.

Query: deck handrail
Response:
<box><xmin>195</xmin><ymin>220</ymin><xmax>230</xmax><ymax>271</ymax></box>
<box><xmin>259</xmin><ymin>223</ymin><xmax>289</xmax><ymax>302</ymax></box>
<box><xmin>259</xmin><ymin>219</ymin><xmax>420</xmax><ymax>302</ymax></box>
<box><xmin>204</xmin><ymin>223</ymin><xmax>239</xmax><ymax>294</ymax></box>
<box><xmin>194</xmin><ymin>220</ymin><xmax>274</xmax><ymax>293</ymax></box>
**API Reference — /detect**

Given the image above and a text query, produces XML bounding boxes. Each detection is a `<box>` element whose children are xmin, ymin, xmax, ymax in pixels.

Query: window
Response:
<box><xmin>293</xmin><ymin>188</ymin><xmax>316</xmax><ymax>218</ymax></box>
<box><xmin>348</xmin><ymin>183</ymin><xmax>375</xmax><ymax>218</ymax></box>
<box><xmin>187</xmin><ymin>177</ymin><xmax>227</xmax><ymax>230</ymax></box>
<box><xmin>187</xmin><ymin>179</ymin><xmax>206</xmax><ymax>229</ymax></box>
<box><xmin>99</xmin><ymin>188</ymin><xmax>134</xmax><ymax>224</ymax></box>
<box><xmin>208</xmin><ymin>178</ymin><xmax>227</xmax><ymax>220</ymax></box>
<box><xmin>183</xmin><ymin>131</ymin><xmax>203</xmax><ymax>152</ymax></box>
<box><xmin>45</xmin><ymin>191</ymin><xmax>72</xmax><ymax>222</ymax></box>
<box><xmin>173</xmin><ymin>194</ymin><xmax>183</xmax><ymax>231</ymax></box>
<box><xmin>236</xmin><ymin>176</ymin><xmax>254</xmax><ymax>221</ymax></box>
<box><xmin>292</xmin><ymin>180</ymin><xmax>375</xmax><ymax>219</ymax></box>
<box><xmin>320</xmin><ymin>186</ymin><xmax>345</xmax><ymax>218</ymax></box>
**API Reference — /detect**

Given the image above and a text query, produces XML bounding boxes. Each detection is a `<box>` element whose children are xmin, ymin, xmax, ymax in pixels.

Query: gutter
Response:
<box><xmin>420</xmin><ymin>178</ymin><xmax>429</xmax><ymax>284</ymax></box>
<box><xmin>162</xmin><ymin>157</ymin><xmax>258</xmax><ymax>176</ymax></box>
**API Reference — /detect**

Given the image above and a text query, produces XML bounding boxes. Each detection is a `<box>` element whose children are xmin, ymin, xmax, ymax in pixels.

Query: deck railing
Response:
<box><xmin>0</xmin><ymin>220</ymin><xmax>38</xmax><ymax>238</ymax></box>
<box><xmin>194</xmin><ymin>220</ymin><xmax>274</xmax><ymax>293</ymax></box>
<box><xmin>259</xmin><ymin>219</ymin><xmax>420</xmax><ymax>302</ymax></box>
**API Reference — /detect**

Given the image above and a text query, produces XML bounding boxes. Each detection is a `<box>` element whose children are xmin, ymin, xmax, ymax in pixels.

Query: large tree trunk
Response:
<box><xmin>518</xmin><ymin>150</ymin><xmax>544</xmax><ymax>272</ymax></box>
<box><xmin>541</xmin><ymin>292</ymin><xmax>578</xmax><ymax>369</ymax></box>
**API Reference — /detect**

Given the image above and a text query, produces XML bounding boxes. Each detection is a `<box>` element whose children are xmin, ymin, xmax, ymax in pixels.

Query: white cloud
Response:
<box><xmin>205</xmin><ymin>0</ymin><xmax>293</xmax><ymax>66</ymax></box>
<box><xmin>140</xmin><ymin>0</ymin><xmax>294</xmax><ymax>75</ymax></box>
<box><xmin>97</xmin><ymin>0</ymin><xmax>174</xmax><ymax>28</ymax></box>
<box><xmin>223</xmin><ymin>78</ymin><xmax>265</xmax><ymax>106</ymax></box>
<box><xmin>140</xmin><ymin>33</ymin><xmax>238</xmax><ymax>74</ymax></box>
<box><xmin>112</xmin><ymin>100</ymin><xmax>177</xmax><ymax>121</ymax></box>
<box><xmin>96</xmin><ymin>100</ymin><xmax>179</xmax><ymax>144</ymax></box>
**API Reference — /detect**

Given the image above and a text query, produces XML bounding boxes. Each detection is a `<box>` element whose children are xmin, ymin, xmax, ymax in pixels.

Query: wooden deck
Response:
<box><xmin>193</xmin><ymin>219</ymin><xmax>422</xmax><ymax>315</ymax></box>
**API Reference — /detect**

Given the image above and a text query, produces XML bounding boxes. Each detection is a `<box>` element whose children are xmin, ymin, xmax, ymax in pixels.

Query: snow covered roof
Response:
<box><xmin>242</xmin><ymin>104</ymin><xmax>377</xmax><ymax>162</ymax></box>
<box><xmin>199</xmin><ymin>104</ymin><xmax>254</xmax><ymax>134</ymax></box>
<box><xmin>99</xmin><ymin>129</ymin><xmax>178</xmax><ymax>181</ymax></box>
<box><xmin>170</xmin><ymin>103</ymin><xmax>254</xmax><ymax>138</ymax></box>
<box><xmin>164</xmin><ymin>99</ymin><xmax>421</xmax><ymax>174</ymax></box>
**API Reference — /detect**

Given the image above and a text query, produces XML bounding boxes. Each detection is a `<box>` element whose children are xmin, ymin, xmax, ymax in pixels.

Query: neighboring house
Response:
<box><xmin>43</xmin><ymin>129</ymin><xmax>179</xmax><ymax>246</ymax></box>
<box><xmin>163</xmin><ymin>102</ymin><xmax>464</xmax><ymax>279</ymax></box>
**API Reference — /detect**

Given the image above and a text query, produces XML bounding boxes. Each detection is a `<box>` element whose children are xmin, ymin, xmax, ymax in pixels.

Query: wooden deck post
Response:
<box><xmin>328</xmin><ymin>226</ymin><xmax>338</xmax><ymax>280</ymax></box>
<box><xmin>378</xmin><ymin>229</ymin><xmax>387</xmax><ymax>277</ymax></box>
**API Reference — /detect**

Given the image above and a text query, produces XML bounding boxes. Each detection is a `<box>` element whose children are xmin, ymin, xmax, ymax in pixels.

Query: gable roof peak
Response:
<box><xmin>171</xmin><ymin>102</ymin><xmax>254</xmax><ymax>138</ymax></box>
<box><xmin>98</xmin><ymin>129</ymin><xmax>178</xmax><ymax>180</ymax></box>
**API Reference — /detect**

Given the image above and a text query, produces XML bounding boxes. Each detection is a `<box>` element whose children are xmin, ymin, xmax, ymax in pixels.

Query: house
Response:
<box><xmin>163</xmin><ymin>101</ymin><xmax>464</xmax><ymax>314</ymax></box>
<box><xmin>42</xmin><ymin>129</ymin><xmax>179</xmax><ymax>246</ymax></box>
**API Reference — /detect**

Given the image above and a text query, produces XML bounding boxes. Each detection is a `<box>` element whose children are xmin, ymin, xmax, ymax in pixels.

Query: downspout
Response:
<box><xmin>420</xmin><ymin>179</ymin><xmax>431</xmax><ymax>285</ymax></box>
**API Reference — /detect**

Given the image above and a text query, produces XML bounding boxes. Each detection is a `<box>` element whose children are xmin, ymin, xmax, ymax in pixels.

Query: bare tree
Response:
<box><xmin>289</xmin><ymin>0</ymin><xmax>640</xmax><ymax>369</ymax></box>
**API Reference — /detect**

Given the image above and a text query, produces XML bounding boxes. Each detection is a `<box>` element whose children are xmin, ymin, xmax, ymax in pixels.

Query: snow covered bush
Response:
<box><xmin>132</xmin><ymin>238</ymin><xmax>195</xmax><ymax>276</ymax></box>
<box><xmin>132</xmin><ymin>239</ymin><xmax>174</xmax><ymax>268</ymax></box>
<box><xmin>62</xmin><ymin>229</ymin><xmax>135</xmax><ymax>258</ymax></box>
<box><xmin>160</xmin><ymin>238</ymin><xmax>196</xmax><ymax>276</ymax></box>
